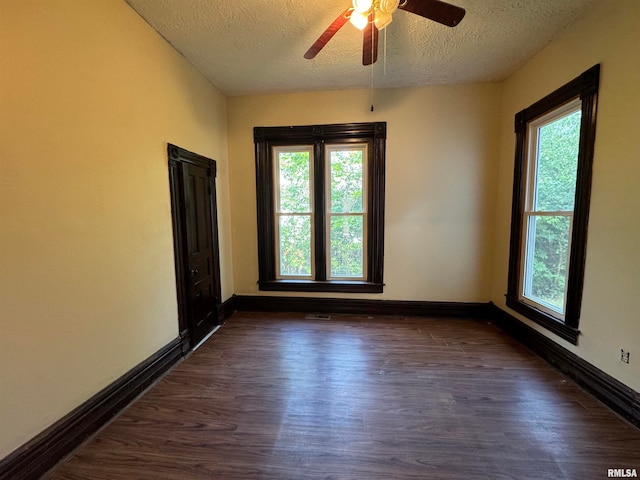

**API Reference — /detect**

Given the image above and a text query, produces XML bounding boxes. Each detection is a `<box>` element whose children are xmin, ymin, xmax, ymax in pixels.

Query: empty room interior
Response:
<box><xmin>1</xmin><ymin>0</ymin><xmax>639</xmax><ymax>478</ymax></box>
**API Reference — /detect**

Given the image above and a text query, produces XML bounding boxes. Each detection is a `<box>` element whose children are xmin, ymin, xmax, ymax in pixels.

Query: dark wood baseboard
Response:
<box><xmin>490</xmin><ymin>303</ymin><xmax>640</xmax><ymax>429</ymax></box>
<box><xmin>234</xmin><ymin>295</ymin><xmax>491</xmax><ymax>318</ymax></box>
<box><xmin>0</xmin><ymin>338</ymin><xmax>183</xmax><ymax>480</ymax></box>
<box><xmin>218</xmin><ymin>295</ymin><xmax>237</xmax><ymax>322</ymax></box>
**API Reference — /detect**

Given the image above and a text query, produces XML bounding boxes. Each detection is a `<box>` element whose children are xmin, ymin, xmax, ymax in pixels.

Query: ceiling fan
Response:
<box><xmin>304</xmin><ymin>0</ymin><xmax>466</xmax><ymax>66</ymax></box>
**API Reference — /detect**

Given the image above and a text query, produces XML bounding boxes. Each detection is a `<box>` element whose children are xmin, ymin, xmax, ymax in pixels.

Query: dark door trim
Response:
<box><xmin>168</xmin><ymin>144</ymin><xmax>222</xmax><ymax>353</ymax></box>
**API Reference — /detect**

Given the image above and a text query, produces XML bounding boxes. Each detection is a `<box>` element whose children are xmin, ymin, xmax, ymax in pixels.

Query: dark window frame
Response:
<box><xmin>254</xmin><ymin>122</ymin><xmax>386</xmax><ymax>293</ymax></box>
<box><xmin>506</xmin><ymin>64</ymin><xmax>600</xmax><ymax>345</ymax></box>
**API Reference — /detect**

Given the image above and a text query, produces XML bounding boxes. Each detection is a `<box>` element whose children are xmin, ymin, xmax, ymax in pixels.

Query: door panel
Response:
<box><xmin>183</xmin><ymin>162</ymin><xmax>219</xmax><ymax>345</ymax></box>
<box><xmin>169</xmin><ymin>144</ymin><xmax>222</xmax><ymax>350</ymax></box>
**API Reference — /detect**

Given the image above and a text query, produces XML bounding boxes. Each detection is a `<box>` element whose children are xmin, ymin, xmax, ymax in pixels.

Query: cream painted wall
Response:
<box><xmin>491</xmin><ymin>0</ymin><xmax>640</xmax><ymax>391</ymax></box>
<box><xmin>0</xmin><ymin>0</ymin><xmax>233</xmax><ymax>457</ymax></box>
<box><xmin>227</xmin><ymin>84</ymin><xmax>502</xmax><ymax>301</ymax></box>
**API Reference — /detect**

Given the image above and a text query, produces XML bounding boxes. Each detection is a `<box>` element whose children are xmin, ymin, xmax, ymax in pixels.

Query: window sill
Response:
<box><xmin>505</xmin><ymin>295</ymin><xmax>579</xmax><ymax>344</ymax></box>
<box><xmin>259</xmin><ymin>280</ymin><xmax>384</xmax><ymax>294</ymax></box>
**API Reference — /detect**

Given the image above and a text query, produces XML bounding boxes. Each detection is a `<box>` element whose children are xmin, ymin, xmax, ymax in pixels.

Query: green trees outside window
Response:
<box><xmin>254</xmin><ymin>122</ymin><xmax>386</xmax><ymax>293</ymax></box>
<box><xmin>523</xmin><ymin>108</ymin><xmax>582</xmax><ymax>313</ymax></box>
<box><xmin>506</xmin><ymin>64</ymin><xmax>599</xmax><ymax>344</ymax></box>
<box><xmin>328</xmin><ymin>148</ymin><xmax>365</xmax><ymax>278</ymax></box>
<box><xmin>275</xmin><ymin>149</ymin><xmax>313</xmax><ymax>277</ymax></box>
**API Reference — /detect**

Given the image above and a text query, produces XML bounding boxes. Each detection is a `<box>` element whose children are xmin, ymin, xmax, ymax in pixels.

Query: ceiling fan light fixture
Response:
<box><xmin>352</xmin><ymin>0</ymin><xmax>373</xmax><ymax>13</ymax></box>
<box><xmin>304</xmin><ymin>0</ymin><xmax>466</xmax><ymax>64</ymax></box>
<box><xmin>349</xmin><ymin>10</ymin><xmax>369</xmax><ymax>30</ymax></box>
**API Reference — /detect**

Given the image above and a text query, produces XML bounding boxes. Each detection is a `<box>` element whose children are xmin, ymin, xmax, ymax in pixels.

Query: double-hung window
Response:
<box><xmin>273</xmin><ymin>146</ymin><xmax>315</xmax><ymax>278</ymax></box>
<box><xmin>506</xmin><ymin>65</ymin><xmax>600</xmax><ymax>344</ymax></box>
<box><xmin>521</xmin><ymin>99</ymin><xmax>582</xmax><ymax>318</ymax></box>
<box><xmin>326</xmin><ymin>143</ymin><xmax>367</xmax><ymax>280</ymax></box>
<box><xmin>255</xmin><ymin>122</ymin><xmax>386</xmax><ymax>293</ymax></box>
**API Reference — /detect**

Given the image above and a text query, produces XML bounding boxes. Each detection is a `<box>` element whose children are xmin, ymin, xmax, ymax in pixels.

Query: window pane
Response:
<box><xmin>330</xmin><ymin>216</ymin><xmax>363</xmax><ymax>278</ymax></box>
<box><xmin>523</xmin><ymin>215</ymin><xmax>571</xmax><ymax>313</ymax></box>
<box><xmin>534</xmin><ymin>110</ymin><xmax>581</xmax><ymax>211</ymax></box>
<box><xmin>278</xmin><ymin>151</ymin><xmax>310</xmax><ymax>213</ymax></box>
<box><xmin>330</xmin><ymin>149</ymin><xmax>363</xmax><ymax>213</ymax></box>
<box><xmin>279</xmin><ymin>215</ymin><xmax>312</xmax><ymax>276</ymax></box>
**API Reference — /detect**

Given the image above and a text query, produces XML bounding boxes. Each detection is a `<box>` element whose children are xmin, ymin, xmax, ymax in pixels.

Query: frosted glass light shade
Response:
<box><xmin>349</xmin><ymin>10</ymin><xmax>369</xmax><ymax>30</ymax></box>
<box><xmin>352</xmin><ymin>0</ymin><xmax>373</xmax><ymax>13</ymax></box>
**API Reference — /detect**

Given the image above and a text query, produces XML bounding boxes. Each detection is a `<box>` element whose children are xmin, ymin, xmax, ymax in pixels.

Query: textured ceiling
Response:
<box><xmin>124</xmin><ymin>0</ymin><xmax>597</xmax><ymax>96</ymax></box>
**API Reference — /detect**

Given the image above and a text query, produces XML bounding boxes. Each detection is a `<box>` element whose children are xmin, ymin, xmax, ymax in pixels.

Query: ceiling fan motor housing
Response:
<box><xmin>357</xmin><ymin>0</ymin><xmax>401</xmax><ymax>30</ymax></box>
<box><xmin>378</xmin><ymin>0</ymin><xmax>401</xmax><ymax>14</ymax></box>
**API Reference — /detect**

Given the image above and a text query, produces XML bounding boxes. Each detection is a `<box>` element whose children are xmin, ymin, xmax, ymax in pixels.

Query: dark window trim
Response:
<box><xmin>506</xmin><ymin>64</ymin><xmax>600</xmax><ymax>345</ymax></box>
<box><xmin>254</xmin><ymin>122</ymin><xmax>386</xmax><ymax>293</ymax></box>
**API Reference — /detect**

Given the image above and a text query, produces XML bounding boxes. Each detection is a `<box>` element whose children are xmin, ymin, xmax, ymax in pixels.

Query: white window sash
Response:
<box><xmin>325</xmin><ymin>144</ymin><xmax>368</xmax><ymax>281</ymax></box>
<box><xmin>520</xmin><ymin>211</ymin><xmax>574</xmax><ymax>318</ymax></box>
<box><xmin>518</xmin><ymin>99</ymin><xmax>581</xmax><ymax>319</ymax></box>
<box><xmin>273</xmin><ymin>146</ymin><xmax>314</xmax><ymax>279</ymax></box>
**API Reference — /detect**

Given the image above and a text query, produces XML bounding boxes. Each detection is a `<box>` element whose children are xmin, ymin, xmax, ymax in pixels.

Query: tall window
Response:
<box><xmin>327</xmin><ymin>144</ymin><xmax>367</xmax><ymax>280</ymax></box>
<box><xmin>507</xmin><ymin>65</ymin><xmax>600</xmax><ymax>344</ymax></box>
<box><xmin>274</xmin><ymin>146</ymin><xmax>314</xmax><ymax>278</ymax></box>
<box><xmin>521</xmin><ymin>100</ymin><xmax>581</xmax><ymax>317</ymax></box>
<box><xmin>255</xmin><ymin>123</ymin><xmax>386</xmax><ymax>293</ymax></box>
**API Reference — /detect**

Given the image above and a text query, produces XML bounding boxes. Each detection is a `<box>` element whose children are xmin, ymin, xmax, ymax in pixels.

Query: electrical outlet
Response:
<box><xmin>620</xmin><ymin>349</ymin><xmax>630</xmax><ymax>364</ymax></box>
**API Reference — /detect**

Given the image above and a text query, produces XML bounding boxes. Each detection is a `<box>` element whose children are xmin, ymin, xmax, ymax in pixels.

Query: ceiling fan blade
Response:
<box><xmin>362</xmin><ymin>17</ymin><xmax>379</xmax><ymax>66</ymax></box>
<box><xmin>399</xmin><ymin>0</ymin><xmax>466</xmax><ymax>27</ymax></box>
<box><xmin>304</xmin><ymin>8</ymin><xmax>352</xmax><ymax>59</ymax></box>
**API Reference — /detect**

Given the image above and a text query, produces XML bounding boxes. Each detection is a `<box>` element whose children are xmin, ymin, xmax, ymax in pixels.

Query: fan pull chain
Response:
<box><xmin>383</xmin><ymin>26</ymin><xmax>387</xmax><ymax>75</ymax></box>
<box><xmin>370</xmin><ymin>59</ymin><xmax>374</xmax><ymax>112</ymax></box>
<box><xmin>370</xmin><ymin>23</ymin><xmax>375</xmax><ymax>112</ymax></box>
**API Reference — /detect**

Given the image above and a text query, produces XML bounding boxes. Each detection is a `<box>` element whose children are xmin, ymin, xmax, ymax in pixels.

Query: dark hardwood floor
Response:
<box><xmin>46</xmin><ymin>312</ymin><xmax>640</xmax><ymax>479</ymax></box>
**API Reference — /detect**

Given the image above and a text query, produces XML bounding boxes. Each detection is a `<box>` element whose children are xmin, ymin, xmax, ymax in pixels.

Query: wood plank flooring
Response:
<box><xmin>46</xmin><ymin>312</ymin><xmax>640</xmax><ymax>479</ymax></box>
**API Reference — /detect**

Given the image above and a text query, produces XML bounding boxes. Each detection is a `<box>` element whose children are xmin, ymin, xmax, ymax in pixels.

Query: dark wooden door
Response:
<box><xmin>169</xmin><ymin>144</ymin><xmax>222</xmax><ymax>351</ymax></box>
